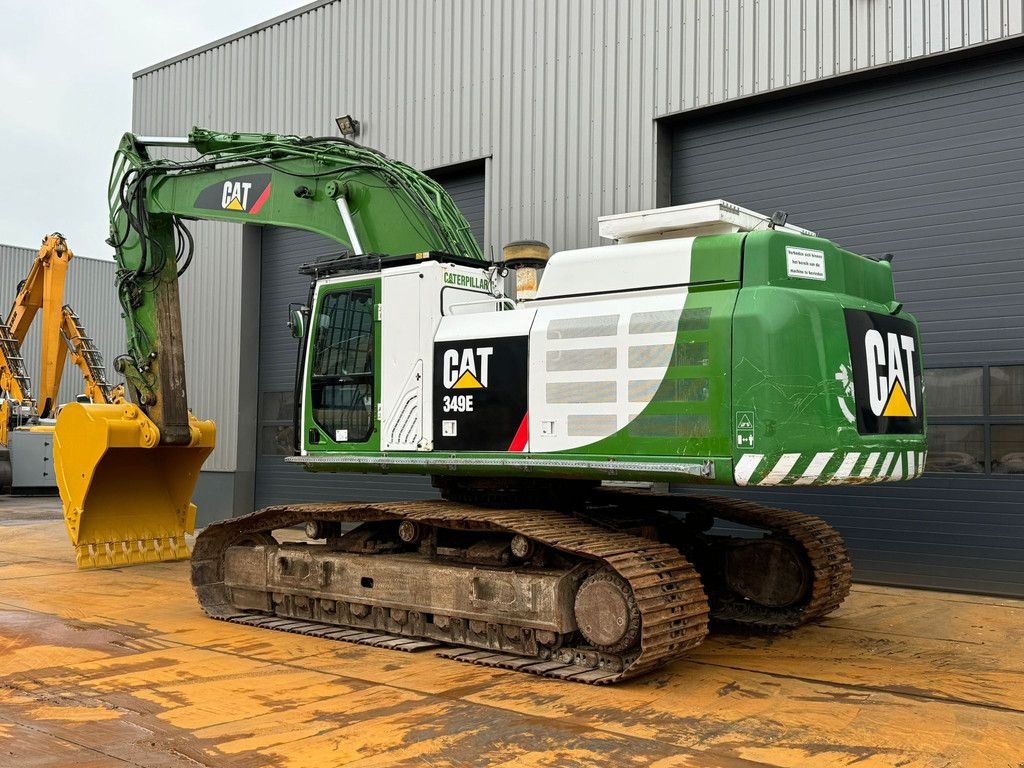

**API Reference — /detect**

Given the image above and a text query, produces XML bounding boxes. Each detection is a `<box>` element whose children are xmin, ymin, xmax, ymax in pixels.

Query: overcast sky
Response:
<box><xmin>0</xmin><ymin>0</ymin><xmax>302</xmax><ymax>260</ymax></box>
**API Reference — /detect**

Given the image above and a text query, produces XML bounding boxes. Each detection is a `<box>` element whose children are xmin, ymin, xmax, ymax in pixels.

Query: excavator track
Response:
<box><xmin>192</xmin><ymin>500</ymin><xmax>710</xmax><ymax>684</ymax></box>
<box><xmin>593</xmin><ymin>490</ymin><xmax>853</xmax><ymax>630</ymax></box>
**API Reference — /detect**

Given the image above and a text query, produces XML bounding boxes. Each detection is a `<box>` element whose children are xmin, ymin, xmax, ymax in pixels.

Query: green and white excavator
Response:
<box><xmin>54</xmin><ymin>127</ymin><xmax>926</xmax><ymax>683</ymax></box>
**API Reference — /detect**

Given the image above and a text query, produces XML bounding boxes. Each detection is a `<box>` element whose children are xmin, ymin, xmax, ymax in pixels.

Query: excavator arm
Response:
<box><xmin>56</xmin><ymin>127</ymin><xmax>481</xmax><ymax>567</ymax></box>
<box><xmin>109</xmin><ymin>128</ymin><xmax>479</xmax><ymax>439</ymax></box>
<box><xmin>60</xmin><ymin>305</ymin><xmax>118</xmax><ymax>405</ymax></box>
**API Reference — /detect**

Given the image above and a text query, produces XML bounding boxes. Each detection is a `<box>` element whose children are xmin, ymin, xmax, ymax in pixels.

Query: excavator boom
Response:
<box><xmin>7</xmin><ymin>233</ymin><xmax>71</xmax><ymax>418</ymax></box>
<box><xmin>56</xmin><ymin>127</ymin><xmax>481</xmax><ymax>567</ymax></box>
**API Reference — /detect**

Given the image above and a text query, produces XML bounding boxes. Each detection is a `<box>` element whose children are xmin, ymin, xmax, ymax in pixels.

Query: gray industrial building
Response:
<box><xmin>132</xmin><ymin>0</ymin><xmax>1024</xmax><ymax>596</ymax></box>
<box><xmin>0</xmin><ymin>244</ymin><xmax>121</xmax><ymax>407</ymax></box>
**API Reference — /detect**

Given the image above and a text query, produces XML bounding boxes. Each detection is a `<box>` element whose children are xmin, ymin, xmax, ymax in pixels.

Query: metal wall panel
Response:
<box><xmin>669</xmin><ymin>47</ymin><xmax>1024</xmax><ymax>596</ymax></box>
<box><xmin>0</xmin><ymin>245</ymin><xmax>122</xmax><ymax>408</ymax></box>
<box><xmin>132</xmin><ymin>0</ymin><xmax>1024</xmax><ymax>474</ymax></box>
<box><xmin>175</xmin><ymin>223</ymin><xmax>245</xmax><ymax>472</ymax></box>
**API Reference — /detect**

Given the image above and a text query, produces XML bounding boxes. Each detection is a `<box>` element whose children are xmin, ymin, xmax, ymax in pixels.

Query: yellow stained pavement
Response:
<box><xmin>1</xmin><ymin>502</ymin><xmax>1023</xmax><ymax>767</ymax></box>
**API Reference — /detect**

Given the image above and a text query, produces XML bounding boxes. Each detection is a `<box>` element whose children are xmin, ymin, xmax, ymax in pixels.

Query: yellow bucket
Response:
<box><xmin>54</xmin><ymin>402</ymin><xmax>216</xmax><ymax>569</ymax></box>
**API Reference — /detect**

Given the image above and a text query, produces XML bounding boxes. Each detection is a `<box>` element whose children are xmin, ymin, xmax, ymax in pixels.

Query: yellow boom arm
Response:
<box><xmin>60</xmin><ymin>306</ymin><xmax>120</xmax><ymax>405</ymax></box>
<box><xmin>0</xmin><ymin>234</ymin><xmax>122</xmax><ymax>448</ymax></box>
<box><xmin>8</xmin><ymin>233</ymin><xmax>72</xmax><ymax>418</ymax></box>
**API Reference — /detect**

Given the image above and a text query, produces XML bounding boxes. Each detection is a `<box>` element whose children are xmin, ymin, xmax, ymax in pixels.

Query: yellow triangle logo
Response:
<box><xmin>453</xmin><ymin>370</ymin><xmax>483</xmax><ymax>389</ymax></box>
<box><xmin>225</xmin><ymin>197</ymin><xmax>244</xmax><ymax>211</ymax></box>
<box><xmin>882</xmin><ymin>379</ymin><xmax>914</xmax><ymax>417</ymax></box>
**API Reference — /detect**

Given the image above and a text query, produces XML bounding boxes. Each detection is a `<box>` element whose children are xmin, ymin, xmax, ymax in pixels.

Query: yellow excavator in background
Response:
<box><xmin>0</xmin><ymin>233</ymin><xmax>122</xmax><ymax>492</ymax></box>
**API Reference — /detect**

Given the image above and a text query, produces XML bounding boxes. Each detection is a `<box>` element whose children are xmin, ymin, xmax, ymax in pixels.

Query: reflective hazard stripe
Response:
<box><xmin>759</xmin><ymin>453</ymin><xmax>801</xmax><ymax>485</ymax></box>
<box><xmin>747</xmin><ymin>448</ymin><xmax>924</xmax><ymax>486</ymax></box>
<box><xmin>833</xmin><ymin>452</ymin><xmax>861</xmax><ymax>481</ymax></box>
<box><xmin>859</xmin><ymin>452</ymin><xmax>880</xmax><ymax>478</ymax></box>
<box><xmin>889</xmin><ymin>453</ymin><xmax>903</xmax><ymax>482</ymax></box>
<box><xmin>860</xmin><ymin>454</ymin><xmax>884</xmax><ymax>479</ymax></box>
<box><xmin>878</xmin><ymin>452</ymin><xmax>895</xmax><ymax>477</ymax></box>
<box><xmin>794</xmin><ymin>452</ymin><xmax>835</xmax><ymax>485</ymax></box>
<box><xmin>734</xmin><ymin>454</ymin><xmax>764</xmax><ymax>486</ymax></box>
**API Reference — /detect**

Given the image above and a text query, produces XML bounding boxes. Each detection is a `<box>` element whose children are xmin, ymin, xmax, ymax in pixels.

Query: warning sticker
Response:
<box><xmin>786</xmin><ymin>247</ymin><xmax>827</xmax><ymax>281</ymax></box>
<box><xmin>735</xmin><ymin>411</ymin><xmax>755</xmax><ymax>448</ymax></box>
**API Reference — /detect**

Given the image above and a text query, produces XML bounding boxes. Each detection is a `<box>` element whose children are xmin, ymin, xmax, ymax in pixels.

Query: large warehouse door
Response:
<box><xmin>670</xmin><ymin>47</ymin><xmax>1024</xmax><ymax>596</ymax></box>
<box><xmin>255</xmin><ymin>166</ymin><xmax>485</xmax><ymax>506</ymax></box>
<box><xmin>427</xmin><ymin>161</ymin><xmax>486</xmax><ymax>248</ymax></box>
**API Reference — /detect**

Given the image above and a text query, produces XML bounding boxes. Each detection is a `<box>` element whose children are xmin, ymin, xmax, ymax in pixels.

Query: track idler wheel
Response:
<box><xmin>235</xmin><ymin>531</ymin><xmax>277</xmax><ymax>547</ymax></box>
<box><xmin>724</xmin><ymin>538</ymin><xmax>811</xmax><ymax>608</ymax></box>
<box><xmin>573</xmin><ymin>571</ymin><xmax>641</xmax><ymax>653</ymax></box>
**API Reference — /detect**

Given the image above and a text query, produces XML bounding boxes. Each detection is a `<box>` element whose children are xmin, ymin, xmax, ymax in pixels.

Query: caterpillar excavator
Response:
<box><xmin>53</xmin><ymin>128</ymin><xmax>926</xmax><ymax>684</ymax></box>
<box><xmin>0</xmin><ymin>234</ymin><xmax>120</xmax><ymax>492</ymax></box>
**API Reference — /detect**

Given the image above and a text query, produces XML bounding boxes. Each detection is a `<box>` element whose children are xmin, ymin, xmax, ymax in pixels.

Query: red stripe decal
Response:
<box><xmin>507</xmin><ymin>413</ymin><xmax>529</xmax><ymax>452</ymax></box>
<box><xmin>248</xmin><ymin>183</ymin><xmax>272</xmax><ymax>214</ymax></box>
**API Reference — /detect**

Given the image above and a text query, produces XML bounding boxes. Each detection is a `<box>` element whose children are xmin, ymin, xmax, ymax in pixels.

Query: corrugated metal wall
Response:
<box><xmin>0</xmin><ymin>244</ymin><xmax>122</xmax><ymax>406</ymax></box>
<box><xmin>132</xmin><ymin>0</ymin><xmax>1024</xmax><ymax>472</ymax></box>
<box><xmin>175</xmin><ymin>224</ymin><xmax>245</xmax><ymax>471</ymax></box>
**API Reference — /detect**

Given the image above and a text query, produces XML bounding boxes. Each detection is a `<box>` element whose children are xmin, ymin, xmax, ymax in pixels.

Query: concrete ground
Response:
<box><xmin>1</xmin><ymin>497</ymin><xmax>1022</xmax><ymax>768</ymax></box>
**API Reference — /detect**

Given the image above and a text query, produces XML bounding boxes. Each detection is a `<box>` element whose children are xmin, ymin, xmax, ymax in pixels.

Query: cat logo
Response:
<box><xmin>442</xmin><ymin>346</ymin><xmax>493</xmax><ymax>389</ymax></box>
<box><xmin>844</xmin><ymin>309</ymin><xmax>924</xmax><ymax>435</ymax></box>
<box><xmin>433</xmin><ymin>335</ymin><xmax>528</xmax><ymax>451</ymax></box>
<box><xmin>194</xmin><ymin>174</ymin><xmax>272</xmax><ymax>215</ymax></box>
<box><xmin>221</xmin><ymin>181</ymin><xmax>253</xmax><ymax>211</ymax></box>
<box><xmin>864</xmin><ymin>330</ymin><xmax>918</xmax><ymax>418</ymax></box>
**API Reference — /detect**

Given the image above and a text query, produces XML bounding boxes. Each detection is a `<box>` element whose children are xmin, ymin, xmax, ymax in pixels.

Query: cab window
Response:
<box><xmin>310</xmin><ymin>287</ymin><xmax>375</xmax><ymax>442</ymax></box>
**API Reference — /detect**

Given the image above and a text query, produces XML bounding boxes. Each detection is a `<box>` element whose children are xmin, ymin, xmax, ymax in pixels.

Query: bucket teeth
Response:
<box><xmin>141</xmin><ymin>539</ymin><xmax>161</xmax><ymax>563</ymax></box>
<box><xmin>170</xmin><ymin>537</ymin><xmax>191</xmax><ymax>560</ymax></box>
<box><xmin>74</xmin><ymin>535</ymin><xmax>192</xmax><ymax>569</ymax></box>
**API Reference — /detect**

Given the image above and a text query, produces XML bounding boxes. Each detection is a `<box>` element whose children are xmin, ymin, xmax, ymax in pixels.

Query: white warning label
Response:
<box><xmin>735</xmin><ymin>411</ymin><xmax>755</xmax><ymax>448</ymax></box>
<box><xmin>785</xmin><ymin>247</ymin><xmax>827</xmax><ymax>281</ymax></box>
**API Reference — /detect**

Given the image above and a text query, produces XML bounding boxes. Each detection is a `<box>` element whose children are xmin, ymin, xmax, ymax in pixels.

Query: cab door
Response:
<box><xmin>301</xmin><ymin>279</ymin><xmax>380</xmax><ymax>452</ymax></box>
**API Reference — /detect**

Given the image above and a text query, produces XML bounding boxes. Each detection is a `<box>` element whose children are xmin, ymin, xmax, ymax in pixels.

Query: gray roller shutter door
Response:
<box><xmin>427</xmin><ymin>162</ymin><xmax>486</xmax><ymax>249</ymax></box>
<box><xmin>254</xmin><ymin>167</ymin><xmax>485</xmax><ymax>507</ymax></box>
<box><xmin>670</xmin><ymin>48</ymin><xmax>1024</xmax><ymax>596</ymax></box>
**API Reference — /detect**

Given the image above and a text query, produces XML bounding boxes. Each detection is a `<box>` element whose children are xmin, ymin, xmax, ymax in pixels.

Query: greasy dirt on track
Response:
<box><xmin>2</xmin><ymin>519</ymin><xmax>1024</xmax><ymax>767</ymax></box>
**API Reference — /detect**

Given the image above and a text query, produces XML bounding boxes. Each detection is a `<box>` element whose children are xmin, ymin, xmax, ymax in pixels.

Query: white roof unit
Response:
<box><xmin>598</xmin><ymin>199</ymin><xmax>815</xmax><ymax>243</ymax></box>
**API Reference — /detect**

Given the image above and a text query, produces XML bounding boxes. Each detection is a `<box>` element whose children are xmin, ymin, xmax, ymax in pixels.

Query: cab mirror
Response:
<box><xmin>288</xmin><ymin>306</ymin><xmax>307</xmax><ymax>339</ymax></box>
